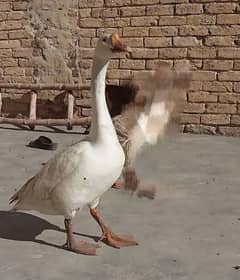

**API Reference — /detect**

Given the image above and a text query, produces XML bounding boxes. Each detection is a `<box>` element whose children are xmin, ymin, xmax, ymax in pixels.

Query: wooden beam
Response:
<box><xmin>0</xmin><ymin>83</ymin><xmax>90</xmax><ymax>91</ymax></box>
<box><xmin>0</xmin><ymin>92</ymin><xmax>2</xmax><ymax>115</ymax></box>
<box><xmin>0</xmin><ymin>117</ymin><xmax>91</xmax><ymax>127</ymax></box>
<box><xmin>67</xmin><ymin>91</ymin><xmax>74</xmax><ymax>130</ymax></box>
<box><xmin>29</xmin><ymin>91</ymin><xmax>37</xmax><ymax>130</ymax></box>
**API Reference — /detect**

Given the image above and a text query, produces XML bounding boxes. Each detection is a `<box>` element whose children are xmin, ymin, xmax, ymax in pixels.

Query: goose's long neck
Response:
<box><xmin>89</xmin><ymin>57</ymin><xmax>116</xmax><ymax>142</ymax></box>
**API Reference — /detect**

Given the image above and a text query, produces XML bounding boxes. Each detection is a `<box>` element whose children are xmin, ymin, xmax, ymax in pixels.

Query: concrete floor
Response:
<box><xmin>0</xmin><ymin>124</ymin><xmax>240</xmax><ymax>280</ymax></box>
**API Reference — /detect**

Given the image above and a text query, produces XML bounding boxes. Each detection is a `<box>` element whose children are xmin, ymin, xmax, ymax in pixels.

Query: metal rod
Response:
<box><xmin>0</xmin><ymin>83</ymin><xmax>90</xmax><ymax>91</ymax></box>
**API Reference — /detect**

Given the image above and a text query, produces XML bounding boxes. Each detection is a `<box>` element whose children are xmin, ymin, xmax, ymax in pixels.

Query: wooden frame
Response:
<box><xmin>0</xmin><ymin>83</ymin><xmax>91</xmax><ymax>130</ymax></box>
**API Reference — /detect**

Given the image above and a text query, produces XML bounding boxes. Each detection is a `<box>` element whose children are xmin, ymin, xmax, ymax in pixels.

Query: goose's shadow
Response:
<box><xmin>0</xmin><ymin>211</ymin><xmax>99</xmax><ymax>251</ymax></box>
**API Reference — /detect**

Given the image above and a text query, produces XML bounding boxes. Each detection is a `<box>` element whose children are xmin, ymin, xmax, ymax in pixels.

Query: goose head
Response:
<box><xmin>94</xmin><ymin>33</ymin><xmax>131</xmax><ymax>64</ymax></box>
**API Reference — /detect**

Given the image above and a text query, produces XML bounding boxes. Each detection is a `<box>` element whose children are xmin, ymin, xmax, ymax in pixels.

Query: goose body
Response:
<box><xmin>12</xmin><ymin>138</ymin><xmax>124</xmax><ymax>217</ymax></box>
<box><xmin>10</xmin><ymin>33</ymin><xmax>136</xmax><ymax>255</ymax></box>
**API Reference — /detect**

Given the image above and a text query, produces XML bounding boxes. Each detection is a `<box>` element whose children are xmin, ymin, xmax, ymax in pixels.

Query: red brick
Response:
<box><xmin>13</xmin><ymin>48</ymin><xmax>33</xmax><ymax>58</ymax></box>
<box><xmin>0</xmin><ymin>31</ymin><xmax>8</xmax><ymax>40</ymax></box>
<box><xmin>201</xmin><ymin>114</ymin><xmax>230</xmax><ymax>125</ymax></box>
<box><xmin>206</xmin><ymin>103</ymin><xmax>236</xmax><ymax>114</ymax></box>
<box><xmin>203</xmin><ymin>60</ymin><xmax>233</xmax><ymax>71</ymax></box>
<box><xmin>120</xmin><ymin>7</ymin><xmax>145</xmax><ymax>17</ymax></box>
<box><xmin>123</xmin><ymin>38</ymin><xmax>143</xmax><ymax>48</ymax></box>
<box><xmin>205</xmin><ymin>36</ymin><xmax>234</xmax><ymax>47</ymax></box>
<box><xmin>179</xmin><ymin>26</ymin><xmax>208</xmax><ymax>36</ymax></box>
<box><xmin>203</xmin><ymin>81</ymin><xmax>232</xmax><ymax>92</ymax></box>
<box><xmin>159</xmin><ymin>16</ymin><xmax>186</xmax><ymax>25</ymax></box>
<box><xmin>146</xmin><ymin>59</ymin><xmax>173</xmax><ymax>69</ymax></box>
<box><xmin>104</xmin><ymin>18</ymin><xmax>130</xmax><ymax>28</ymax></box>
<box><xmin>188</xmin><ymin>91</ymin><xmax>217</xmax><ymax>103</ymax></box>
<box><xmin>79</xmin><ymin>0</ymin><xmax>104</xmax><ymax>7</ymax></box>
<box><xmin>188</xmin><ymin>48</ymin><xmax>216</xmax><ymax>58</ymax></box>
<box><xmin>79</xmin><ymin>48</ymin><xmax>94</xmax><ymax>59</ymax></box>
<box><xmin>4</xmin><ymin>67</ymin><xmax>25</xmax><ymax>76</ymax></box>
<box><xmin>79</xmin><ymin>18</ymin><xmax>103</xmax><ymax>28</ymax></box>
<box><xmin>205</xmin><ymin>3</ymin><xmax>237</xmax><ymax>14</ymax></box>
<box><xmin>176</xmin><ymin>4</ymin><xmax>203</xmax><ymax>15</ymax></box>
<box><xmin>218</xmin><ymin>48</ymin><xmax>240</xmax><ymax>59</ymax></box>
<box><xmin>187</xmin><ymin>15</ymin><xmax>216</xmax><ymax>25</ymax></box>
<box><xmin>120</xmin><ymin>59</ymin><xmax>145</xmax><ymax>69</ymax></box>
<box><xmin>0</xmin><ymin>12</ymin><xmax>7</xmax><ymax>22</ymax></box>
<box><xmin>149</xmin><ymin>26</ymin><xmax>178</xmax><ymax>37</ymax></box>
<box><xmin>97</xmin><ymin>28</ymin><xmax>121</xmax><ymax>37</ymax></box>
<box><xmin>189</xmin><ymin>81</ymin><xmax>202</xmax><ymax>91</ymax></box>
<box><xmin>218</xmin><ymin>93</ymin><xmax>240</xmax><ymax>104</ymax></box>
<box><xmin>123</xmin><ymin>27</ymin><xmax>149</xmax><ymax>37</ymax></box>
<box><xmin>105</xmin><ymin>0</ymin><xmax>131</xmax><ymax>6</ymax></box>
<box><xmin>218</xmin><ymin>72</ymin><xmax>240</xmax><ymax>82</ymax></box>
<box><xmin>173</xmin><ymin>37</ymin><xmax>201</xmax><ymax>47</ymax></box>
<box><xmin>131</xmin><ymin>48</ymin><xmax>158</xmax><ymax>59</ymax></box>
<box><xmin>9</xmin><ymin>30</ymin><xmax>33</xmax><ymax>39</ymax></box>
<box><xmin>0</xmin><ymin>58</ymin><xmax>18</xmax><ymax>67</ymax></box>
<box><xmin>234</xmin><ymin>61</ymin><xmax>240</xmax><ymax>70</ymax></box>
<box><xmin>217</xmin><ymin>14</ymin><xmax>240</xmax><ymax>25</ymax></box>
<box><xmin>146</xmin><ymin>5</ymin><xmax>174</xmax><ymax>16</ymax></box>
<box><xmin>159</xmin><ymin>48</ymin><xmax>187</xmax><ymax>58</ymax></box>
<box><xmin>0</xmin><ymin>49</ymin><xmax>12</xmax><ymax>57</ymax></box>
<box><xmin>179</xmin><ymin>113</ymin><xmax>200</xmax><ymax>124</ymax></box>
<box><xmin>231</xmin><ymin>115</ymin><xmax>240</xmax><ymax>125</ymax></box>
<box><xmin>7</xmin><ymin>11</ymin><xmax>26</xmax><ymax>20</ymax></box>
<box><xmin>145</xmin><ymin>37</ymin><xmax>172</xmax><ymax>48</ymax></box>
<box><xmin>0</xmin><ymin>2</ymin><xmax>11</xmax><ymax>11</ymax></box>
<box><xmin>191</xmin><ymin>71</ymin><xmax>217</xmax><ymax>81</ymax></box>
<box><xmin>233</xmin><ymin>82</ymin><xmax>240</xmax><ymax>92</ymax></box>
<box><xmin>184</xmin><ymin>124</ymin><xmax>216</xmax><ymax>135</ymax></box>
<box><xmin>107</xmin><ymin>69</ymin><xmax>131</xmax><ymax>79</ymax></box>
<box><xmin>79</xmin><ymin>29</ymin><xmax>96</xmax><ymax>38</ymax></box>
<box><xmin>132</xmin><ymin>0</ymin><xmax>159</xmax><ymax>4</ymax></box>
<box><xmin>209</xmin><ymin>25</ymin><xmax>240</xmax><ymax>36</ymax></box>
<box><xmin>183</xmin><ymin>103</ymin><xmax>205</xmax><ymax>113</ymax></box>
<box><xmin>79</xmin><ymin>8</ymin><xmax>91</xmax><ymax>17</ymax></box>
<box><xmin>12</xmin><ymin>2</ymin><xmax>28</xmax><ymax>11</ymax></box>
<box><xmin>108</xmin><ymin>59</ymin><xmax>119</xmax><ymax>69</ymax></box>
<box><xmin>0</xmin><ymin>21</ymin><xmax>23</xmax><ymax>31</ymax></box>
<box><xmin>131</xmin><ymin>17</ymin><xmax>158</xmax><ymax>27</ymax></box>
<box><xmin>218</xmin><ymin>127</ymin><xmax>240</xmax><ymax>137</ymax></box>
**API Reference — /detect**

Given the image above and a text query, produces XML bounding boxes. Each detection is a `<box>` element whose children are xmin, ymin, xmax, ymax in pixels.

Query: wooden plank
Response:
<box><xmin>67</xmin><ymin>92</ymin><xmax>74</xmax><ymax>130</ymax></box>
<box><xmin>29</xmin><ymin>91</ymin><xmax>37</xmax><ymax>130</ymax></box>
<box><xmin>0</xmin><ymin>92</ymin><xmax>2</xmax><ymax>115</ymax></box>
<box><xmin>0</xmin><ymin>83</ymin><xmax>90</xmax><ymax>91</ymax></box>
<box><xmin>0</xmin><ymin>117</ymin><xmax>91</xmax><ymax>127</ymax></box>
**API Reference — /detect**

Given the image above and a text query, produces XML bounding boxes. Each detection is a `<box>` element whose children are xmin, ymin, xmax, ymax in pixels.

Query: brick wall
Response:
<box><xmin>1</xmin><ymin>1</ymin><xmax>240</xmax><ymax>135</ymax></box>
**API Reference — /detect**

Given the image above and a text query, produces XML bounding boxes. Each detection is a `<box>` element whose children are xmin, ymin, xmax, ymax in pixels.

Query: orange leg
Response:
<box><xmin>90</xmin><ymin>208</ymin><xmax>138</xmax><ymax>248</ymax></box>
<box><xmin>63</xmin><ymin>218</ymin><xmax>100</xmax><ymax>255</ymax></box>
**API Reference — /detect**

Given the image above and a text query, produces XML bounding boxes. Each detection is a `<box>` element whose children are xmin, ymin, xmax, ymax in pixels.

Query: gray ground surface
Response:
<box><xmin>0</xmin><ymin>125</ymin><xmax>240</xmax><ymax>280</ymax></box>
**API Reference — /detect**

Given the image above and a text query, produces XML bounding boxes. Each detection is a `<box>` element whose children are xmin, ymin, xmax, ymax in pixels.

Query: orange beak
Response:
<box><xmin>111</xmin><ymin>33</ymin><xmax>132</xmax><ymax>53</ymax></box>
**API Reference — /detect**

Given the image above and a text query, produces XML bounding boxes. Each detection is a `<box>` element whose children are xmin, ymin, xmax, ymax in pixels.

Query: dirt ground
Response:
<box><xmin>0</xmin><ymin>125</ymin><xmax>240</xmax><ymax>280</ymax></box>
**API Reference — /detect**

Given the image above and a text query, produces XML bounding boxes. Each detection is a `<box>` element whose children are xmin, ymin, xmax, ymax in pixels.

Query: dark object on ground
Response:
<box><xmin>28</xmin><ymin>136</ymin><xmax>58</xmax><ymax>150</ymax></box>
<box><xmin>233</xmin><ymin>265</ymin><xmax>240</xmax><ymax>270</ymax></box>
<box><xmin>137</xmin><ymin>186</ymin><xmax>156</xmax><ymax>200</ymax></box>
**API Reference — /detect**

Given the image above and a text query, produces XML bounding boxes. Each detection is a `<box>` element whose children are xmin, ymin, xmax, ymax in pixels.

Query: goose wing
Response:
<box><xmin>10</xmin><ymin>142</ymin><xmax>88</xmax><ymax>205</ymax></box>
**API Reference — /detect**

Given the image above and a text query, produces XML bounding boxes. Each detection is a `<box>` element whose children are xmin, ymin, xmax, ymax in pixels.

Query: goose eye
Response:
<box><xmin>102</xmin><ymin>37</ymin><xmax>107</xmax><ymax>42</ymax></box>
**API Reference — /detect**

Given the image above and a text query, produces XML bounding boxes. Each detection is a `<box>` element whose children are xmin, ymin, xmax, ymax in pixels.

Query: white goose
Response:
<box><xmin>10</xmin><ymin>33</ymin><xmax>137</xmax><ymax>255</ymax></box>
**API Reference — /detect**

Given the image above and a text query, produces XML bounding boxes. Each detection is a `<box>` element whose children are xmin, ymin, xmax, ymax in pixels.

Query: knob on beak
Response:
<box><xmin>111</xmin><ymin>33</ymin><xmax>132</xmax><ymax>53</ymax></box>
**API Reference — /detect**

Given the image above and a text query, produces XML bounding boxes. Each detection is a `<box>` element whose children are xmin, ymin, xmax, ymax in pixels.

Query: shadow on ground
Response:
<box><xmin>0</xmin><ymin>211</ymin><xmax>98</xmax><ymax>251</ymax></box>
